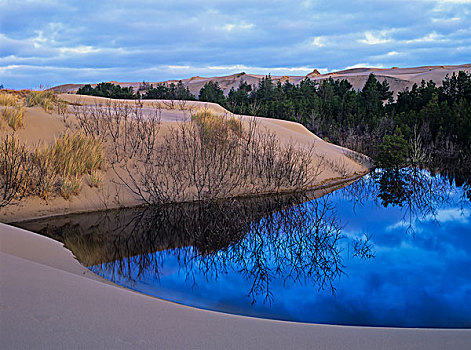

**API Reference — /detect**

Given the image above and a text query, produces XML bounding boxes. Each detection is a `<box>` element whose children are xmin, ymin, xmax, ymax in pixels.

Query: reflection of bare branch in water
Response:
<box><xmin>341</xmin><ymin>168</ymin><xmax>465</xmax><ymax>235</ymax></box>
<box><xmin>18</xmin><ymin>194</ymin><xmax>348</xmax><ymax>304</ymax></box>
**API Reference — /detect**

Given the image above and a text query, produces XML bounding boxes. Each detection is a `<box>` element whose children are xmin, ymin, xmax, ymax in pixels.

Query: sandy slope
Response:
<box><xmin>1</xmin><ymin>96</ymin><xmax>368</xmax><ymax>222</ymax></box>
<box><xmin>1</xmin><ymin>223</ymin><xmax>470</xmax><ymax>350</ymax></box>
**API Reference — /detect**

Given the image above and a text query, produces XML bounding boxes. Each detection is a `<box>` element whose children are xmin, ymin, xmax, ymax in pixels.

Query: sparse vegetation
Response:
<box><xmin>191</xmin><ymin>109</ymin><xmax>243</xmax><ymax>141</ymax></box>
<box><xmin>1</xmin><ymin>91</ymin><xmax>26</xmax><ymax>130</ymax></box>
<box><xmin>29</xmin><ymin>145</ymin><xmax>56</xmax><ymax>200</ymax></box>
<box><xmin>74</xmin><ymin>103</ymin><xmax>323</xmax><ymax>205</ymax></box>
<box><xmin>0</xmin><ymin>131</ymin><xmax>105</xmax><ymax>203</ymax></box>
<box><xmin>88</xmin><ymin>170</ymin><xmax>102</xmax><ymax>188</ymax></box>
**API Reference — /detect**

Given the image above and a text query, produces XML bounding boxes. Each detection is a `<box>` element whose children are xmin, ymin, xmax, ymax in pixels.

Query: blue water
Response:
<box><xmin>18</xmin><ymin>168</ymin><xmax>469</xmax><ymax>328</ymax></box>
<box><xmin>83</xmin><ymin>169</ymin><xmax>471</xmax><ymax>328</ymax></box>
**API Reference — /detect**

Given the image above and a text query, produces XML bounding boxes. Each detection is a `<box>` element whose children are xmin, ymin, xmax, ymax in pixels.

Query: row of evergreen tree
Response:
<box><xmin>197</xmin><ymin>73</ymin><xmax>471</xmax><ymax>183</ymax></box>
<box><xmin>76</xmin><ymin>72</ymin><xmax>471</xmax><ymax>183</ymax></box>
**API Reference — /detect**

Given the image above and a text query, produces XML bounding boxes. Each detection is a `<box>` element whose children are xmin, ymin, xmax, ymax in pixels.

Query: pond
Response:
<box><xmin>15</xmin><ymin>168</ymin><xmax>471</xmax><ymax>328</ymax></box>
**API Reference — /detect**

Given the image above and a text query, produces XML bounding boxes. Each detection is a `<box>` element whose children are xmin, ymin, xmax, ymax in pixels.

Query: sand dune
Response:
<box><xmin>1</xmin><ymin>96</ymin><xmax>368</xmax><ymax>222</ymax></box>
<box><xmin>52</xmin><ymin>64</ymin><xmax>471</xmax><ymax>97</ymax></box>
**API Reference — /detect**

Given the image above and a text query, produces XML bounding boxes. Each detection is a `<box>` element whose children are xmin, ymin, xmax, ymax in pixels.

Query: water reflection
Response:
<box><xmin>20</xmin><ymin>194</ymin><xmax>357</xmax><ymax>303</ymax></box>
<box><xmin>15</xmin><ymin>169</ymin><xmax>471</xmax><ymax>328</ymax></box>
<box><xmin>343</xmin><ymin>168</ymin><xmax>466</xmax><ymax>236</ymax></box>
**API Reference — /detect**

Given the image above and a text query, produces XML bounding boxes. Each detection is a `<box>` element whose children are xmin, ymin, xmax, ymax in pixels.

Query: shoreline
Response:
<box><xmin>1</xmin><ymin>222</ymin><xmax>470</xmax><ymax>349</ymax></box>
<box><xmin>6</xmin><ymin>170</ymin><xmax>368</xmax><ymax>225</ymax></box>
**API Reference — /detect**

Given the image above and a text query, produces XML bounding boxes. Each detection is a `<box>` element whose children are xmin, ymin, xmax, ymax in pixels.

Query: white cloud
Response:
<box><xmin>167</xmin><ymin>65</ymin><xmax>191</xmax><ymax>69</ymax></box>
<box><xmin>222</xmin><ymin>22</ymin><xmax>254</xmax><ymax>32</ymax></box>
<box><xmin>58</xmin><ymin>46</ymin><xmax>101</xmax><ymax>55</ymax></box>
<box><xmin>311</xmin><ymin>37</ymin><xmax>327</xmax><ymax>48</ymax></box>
<box><xmin>432</xmin><ymin>16</ymin><xmax>461</xmax><ymax>22</ymax></box>
<box><xmin>345</xmin><ymin>63</ymin><xmax>385</xmax><ymax>69</ymax></box>
<box><xmin>170</xmin><ymin>64</ymin><xmax>314</xmax><ymax>74</ymax></box>
<box><xmin>386</xmin><ymin>220</ymin><xmax>423</xmax><ymax>233</ymax></box>
<box><xmin>405</xmin><ymin>32</ymin><xmax>447</xmax><ymax>44</ymax></box>
<box><xmin>359</xmin><ymin>30</ymin><xmax>393</xmax><ymax>45</ymax></box>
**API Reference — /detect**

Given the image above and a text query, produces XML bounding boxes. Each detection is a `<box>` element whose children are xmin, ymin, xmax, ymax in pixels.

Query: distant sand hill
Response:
<box><xmin>52</xmin><ymin>64</ymin><xmax>471</xmax><ymax>97</ymax></box>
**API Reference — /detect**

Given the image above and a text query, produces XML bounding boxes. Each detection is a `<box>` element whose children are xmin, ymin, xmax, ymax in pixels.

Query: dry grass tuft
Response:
<box><xmin>2</xmin><ymin>105</ymin><xmax>25</xmax><ymax>130</ymax></box>
<box><xmin>87</xmin><ymin>170</ymin><xmax>102</xmax><ymax>188</ymax></box>
<box><xmin>26</xmin><ymin>90</ymin><xmax>57</xmax><ymax>112</ymax></box>
<box><xmin>29</xmin><ymin>145</ymin><xmax>57</xmax><ymax>200</ymax></box>
<box><xmin>0</xmin><ymin>92</ymin><xmax>20</xmax><ymax>106</ymax></box>
<box><xmin>191</xmin><ymin>110</ymin><xmax>243</xmax><ymax>142</ymax></box>
<box><xmin>52</xmin><ymin>132</ymin><xmax>104</xmax><ymax>179</ymax></box>
<box><xmin>60</xmin><ymin>176</ymin><xmax>82</xmax><ymax>200</ymax></box>
<box><xmin>1</xmin><ymin>131</ymin><xmax>106</xmax><ymax>203</ymax></box>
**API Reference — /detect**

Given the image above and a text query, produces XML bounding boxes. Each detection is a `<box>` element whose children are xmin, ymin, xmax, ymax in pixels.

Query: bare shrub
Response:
<box><xmin>322</xmin><ymin>156</ymin><xmax>354</xmax><ymax>178</ymax></box>
<box><xmin>127</xmin><ymin>111</ymin><xmax>320</xmax><ymax>203</ymax></box>
<box><xmin>344</xmin><ymin>149</ymin><xmax>371</xmax><ymax>168</ymax></box>
<box><xmin>74</xmin><ymin>103</ymin><xmax>323</xmax><ymax>205</ymax></box>
<box><xmin>72</xmin><ymin>101</ymin><xmax>160</xmax><ymax>164</ymax></box>
<box><xmin>0</xmin><ymin>135</ymin><xmax>28</xmax><ymax>207</ymax></box>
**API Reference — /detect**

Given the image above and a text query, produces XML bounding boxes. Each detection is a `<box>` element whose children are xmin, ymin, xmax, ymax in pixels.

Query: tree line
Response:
<box><xmin>77</xmin><ymin>81</ymin><xmax>195</xmax><ymax>100</ymax></box>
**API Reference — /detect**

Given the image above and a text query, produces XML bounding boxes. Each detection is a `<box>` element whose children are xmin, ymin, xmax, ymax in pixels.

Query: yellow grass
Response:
<box><xmin>60</xmin><ymin>176</ymin><xmax>82</xmax><ymax>200</ymax></box>
<box><xmin>2</xmin><ymin>105</ymin><xmax>25</xmax><ymax>130</ymax></box>
<box><xmin>26</xmin><ymin>90</ymin><xmax>57</xmax><ymax>112</ymax></box>
<box><xmin>1</xmin><ymin>132</ymin><xmax>105</xmax><ymax>200</ymax></box>
<box><xmin>52</xmin><ymin>132</ymin><xmax>104</xmax><ymax>179</ymax></box>
<box><xmin>30</xmin><ymin>145</ymin><xmax>57</xmax><ymax>200</ymax></box>
<box><xmin>87</xmin><ymin>170</ymin><xmax>102</xmax><ymax>188</ymax></box>
<box><xmin>0</xmin><ymin>93</ymin><xmax>20</xmax><ymax>106</ymax></box>
<box><xmin>191</xmin><ymin>110</ymin><xmax>243</xmax><ymax>141</ymax></box>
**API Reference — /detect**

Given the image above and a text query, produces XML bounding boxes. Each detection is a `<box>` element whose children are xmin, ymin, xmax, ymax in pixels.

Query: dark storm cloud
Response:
<box><xmin>0</xmin><ymin>0</ymin><xmax>470</xmax><ymax>88</ymax></box>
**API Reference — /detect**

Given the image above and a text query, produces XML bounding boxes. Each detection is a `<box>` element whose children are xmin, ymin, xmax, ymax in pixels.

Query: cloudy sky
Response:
<box><xmin>1</xmin><ymin>0</ymin><xmax>470</xmax><ymax>89</ymax></box>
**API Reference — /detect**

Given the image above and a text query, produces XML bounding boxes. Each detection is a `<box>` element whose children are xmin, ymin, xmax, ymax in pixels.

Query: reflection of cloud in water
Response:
<box><xmin>385</xmin><ymin>220</ymin><xmax>423</xmax><ymax>233</ymax></box>
<box><xmin>427</xmin><ymin>207</ymin><xmax>470</xmax><ymax>224</ymax></box>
